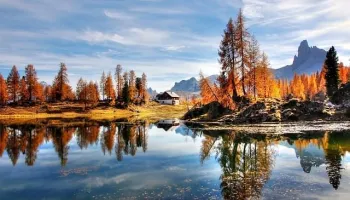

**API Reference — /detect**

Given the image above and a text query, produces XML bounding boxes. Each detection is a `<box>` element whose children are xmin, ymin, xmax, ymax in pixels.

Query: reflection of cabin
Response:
<box><xmin>156</xmin><ymin>119</ymin><xmax>180</xmax><ymax>131</ymax></box>
<box><xmin>156</xmin><ymin>92</ymin><xmax>180</xmax><ymax>105</ymax></box>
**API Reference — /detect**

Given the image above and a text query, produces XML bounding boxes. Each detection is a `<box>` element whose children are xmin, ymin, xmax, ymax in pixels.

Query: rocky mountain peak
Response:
<box><xmin>293</xmin><ymin>40</ymin><xmax>311</xmax><ymax>66</ymax></box>
<box><xmin>299</xmin><ymin>40</ymin><xmax>309</xmax><ymax>53</ymax></box>
<box><xmin>274</xmin><ymin>40</ymin><xmax>327</xmax><ymax>80</ymax></box>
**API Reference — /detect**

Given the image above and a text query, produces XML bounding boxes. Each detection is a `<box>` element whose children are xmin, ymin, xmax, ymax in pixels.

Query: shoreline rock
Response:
<box><xmin>185</xmin><ymin>99</ymin><xmax>349</xmax><ymax>124</ymax></box>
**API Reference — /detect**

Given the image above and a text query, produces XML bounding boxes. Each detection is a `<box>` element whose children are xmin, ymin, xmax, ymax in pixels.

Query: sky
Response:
<box><xmin>0</xmin><ymin>0</ymin><xmax>349</xmax><ymax>92</ymax></box>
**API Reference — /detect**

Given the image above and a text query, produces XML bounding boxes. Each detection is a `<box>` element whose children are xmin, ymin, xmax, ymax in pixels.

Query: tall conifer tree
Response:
<box><xmin>324</xmin><ymin>46</ymin><xmax>340</xmax><ymax>97</ymax></box>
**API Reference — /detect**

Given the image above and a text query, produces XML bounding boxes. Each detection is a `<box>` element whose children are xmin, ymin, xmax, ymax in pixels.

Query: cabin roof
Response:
<box><xmin>156</xmin><ymin>91</ymin><xmax>180</xmax><ymax>98</ymax></box>
<box><xmin>165</xmin><ymin>92</ymin><xmax>180</xmax><ymax>98</ymax></box>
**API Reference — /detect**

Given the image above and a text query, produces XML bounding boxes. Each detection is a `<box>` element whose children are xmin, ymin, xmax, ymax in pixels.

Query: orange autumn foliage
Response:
<box><xmin>0</xmin><ymin>74</ymin><xmax>8</xmax><ymax>106</ymax></box>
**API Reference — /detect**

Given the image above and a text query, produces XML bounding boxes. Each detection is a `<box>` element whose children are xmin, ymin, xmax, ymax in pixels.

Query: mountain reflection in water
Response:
<box><xmin>0</xmin><ymin>121</ymin><xmax>350</xmax><ymax>199</ymax></box>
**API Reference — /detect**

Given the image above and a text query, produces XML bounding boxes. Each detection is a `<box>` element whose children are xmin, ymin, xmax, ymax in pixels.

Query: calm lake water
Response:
<box><xmin>0</xmin><ymin>120</ymin><xmax>350</xmax><ymax>199</ymax></box>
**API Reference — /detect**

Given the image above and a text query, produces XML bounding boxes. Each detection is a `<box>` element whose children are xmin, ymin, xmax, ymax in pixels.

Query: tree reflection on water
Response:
<box><xmin>199</xmin><ymin>131</ymin><xmax>275</xmax><ymax>199</ymax></box>
<box><xmin>0</xmin><ymin>121</ymin><xmax>149</xmax><ymax>166</ymax></box>
<box><xmin>198</xmin><ymin>129</ymin><xmax>350</xmax><ymax>199</ymax></box>
<box><xmin>0</xmin><ymin>122</ymin><xmax>350</xmax><ymax>198</ymax></box>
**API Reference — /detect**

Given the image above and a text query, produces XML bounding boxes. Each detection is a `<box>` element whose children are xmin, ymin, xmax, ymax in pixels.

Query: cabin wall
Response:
<box><xmin>158</xmin><ymin>99</ymin><xmax>180</xmax><ymax>105</ymax></box>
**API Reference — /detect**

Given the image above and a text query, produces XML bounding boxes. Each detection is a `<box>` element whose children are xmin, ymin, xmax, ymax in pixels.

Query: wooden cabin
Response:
<box><xmin>156</xmin><ymin>92</ymin><xmax>180</xmax><ymax>105</ymax></box>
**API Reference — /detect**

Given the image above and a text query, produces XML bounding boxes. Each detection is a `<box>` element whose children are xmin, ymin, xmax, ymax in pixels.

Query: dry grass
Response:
<box><xmin>135</xmin><ymin>102</ymin><xmax>189</xmax><ymax>122</ymax></box>
<box><xmin>0</xmin><ymin>105</ymin><xmax>135</xmax><ymax>120</ymax></box>
<box><xmin>0</xmin><ymin>102</ymin><xmax>188</xmax><ymax>122</ymax></box>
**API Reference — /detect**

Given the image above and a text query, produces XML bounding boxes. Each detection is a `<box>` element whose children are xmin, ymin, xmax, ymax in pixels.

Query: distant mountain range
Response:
<box><xmin>168</xmin><ymin>40</ymin><xmax>327</xmax><ymax>93</ymax></box>
<box><xmin>274</xmin><ymin>40</ymin><xmax>327</xmax><ymax>80</ymax></box>
<box><xmin>170</xmin><ymin>75</ymin><xmax>218</xmax><ymax>92</ymax></box>
<box><xmin>147</xmin><ymin>87</ymin><xmax>157</xmax><ymax>97</ymax></box>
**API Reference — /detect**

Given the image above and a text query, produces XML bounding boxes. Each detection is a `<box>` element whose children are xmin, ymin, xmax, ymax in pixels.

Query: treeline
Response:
<box><xmin>199</xmin><ymin>9</ymin><xmax>350</xmax><ymax>108</ymax></box>
<box><xmin>278</xmin><ymin>61</ymin><xmax>350</xmax><ymax>100</ymax></box>
<box><xmin>0</xmin><ymin>63</ymin><xmax>149</xmax><ymax>107</ymax></box>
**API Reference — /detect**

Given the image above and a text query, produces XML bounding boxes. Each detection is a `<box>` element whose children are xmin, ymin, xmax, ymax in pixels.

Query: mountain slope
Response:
<box><xmin>274</xmin><ymin>40</ymin><xmax>327</xmax><ymax>80</ymax></box>
<box><xmin>170</xmin><ymin>77</ymin><xmax>199</xmax><ymax>92</ymax></box>
<box><xmin>147</xmin><ymin>87</ymin><xmax>158</xmax><ymax>98</ymax></box>
<box><xmin>170</xmin><ymin>75</ymin><xmax>218</xmax><ymax>92</ymax></box>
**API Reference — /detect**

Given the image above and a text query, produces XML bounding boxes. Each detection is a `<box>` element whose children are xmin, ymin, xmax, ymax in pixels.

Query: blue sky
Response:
<box><xmin>0</xmin><ymin>0</ymin><xmax>349</xmax><ymax>91</ymax></box>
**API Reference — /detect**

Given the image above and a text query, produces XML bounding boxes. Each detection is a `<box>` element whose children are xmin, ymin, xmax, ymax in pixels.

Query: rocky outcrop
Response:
<box><xmin>183</xmin><ymin>101</ymin><xmax>231</xmax><ymax>120</ymax></box>
<box><xmin>281</xmin><ymin>100</ymin><xmax>333</xmax><ymax>121</ymax></box>
<box><xmin>331</xmin><ymin>83</ymin><xmax>350</xmax><ymax>106</ymax></box>
<box><xmin>217</xmin><ymin>99</ymin><xmax>335</xmax><ymax>124</ymax></box>
<box><xmin>219</xmin><ymin>99</ymin><xmax>282</xmax><ymax>123</ymax></box>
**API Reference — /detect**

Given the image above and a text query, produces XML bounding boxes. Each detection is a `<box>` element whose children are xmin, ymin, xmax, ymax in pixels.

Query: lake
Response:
<box><xmin>0</xmin><ymin>120</ymin><xmax>350</xmax><ymax>199</ymax></box>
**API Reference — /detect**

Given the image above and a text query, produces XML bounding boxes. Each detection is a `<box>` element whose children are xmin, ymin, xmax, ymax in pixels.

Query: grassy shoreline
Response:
<box><xmin>0</xmin><ymin>103</ymin><xmax>188</xmax><ymax>121</ymax></box>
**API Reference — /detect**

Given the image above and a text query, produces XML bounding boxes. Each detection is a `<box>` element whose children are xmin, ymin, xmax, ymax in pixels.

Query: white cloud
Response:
<box><xmin>1</xmin><ymin>0</ymin><xmax>350</xmax><ymax>90</ymax></box>
<box><xmin>79</xmin><ymin>28</ymin><xmax>170</xmax><ymax>47</ymax></box>
<box><xmin>104</xmin><ymin>10</ymin><xmax>134</xmax><ymax>20</ymax></box>
<box><xmin>163</xmin><ymin>45</ymin><xmax>186</xmax><ymax>51</ymax></box>
<box><xmin>80</xmin><ymin>31</ymin><xmax>125</xmax><ymax>44</ymax></box>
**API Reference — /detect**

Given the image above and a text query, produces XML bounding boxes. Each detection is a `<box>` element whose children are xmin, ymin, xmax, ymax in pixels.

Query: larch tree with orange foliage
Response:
<box><xmin>44</xmin><ymin>85</ymin><xmax>52</xmax><ymax>102</ymax></box>
<box><xmin>25</xmin><ymin>64</ymin><xmax>38</xmax><ymax>102</ymax></box>
<box><xmin>256</xmin><ymin>53</ymin><xmax>273</xmax><ymax>98</ymax></box>
<box><xmin>19</xmin><ymin>76</ymin><xmax>28</xmax><ymax>103</ymax></box>
<box><xmin>88</xmin><ymin>81</ymin><xmax>99</xmax><ymax>104</ymax></box>
<box><xmin>339</xmin><ymin>62</ymin><xmax>348</xmax><ymax>84</ymax></box>
<box><xmin>291</xmin><ymin>74</ymin><xmax>305</xmax><ymax>100</ymax></box>
<box><xmin>52</xmin><ymin>63</ymin><xmax>74</xmax><ymax>101</ymax></box>
<box><xmin>246</xmin><ymin>36</ymin><xmax>260</xmax><ymax>99</ymax></box>
<box><xmin>0</xmin><ymin>74</ymin><xmax>8</xmax><ymax>106</ymax></box>
<box><xmin>7</xmin><ymin>65</ymin><xmax>20</xmax><ymax>103</ymax></box>
<box><xmin>129</xmin><ymin>70</ymin><xmax>136</xmax><ymax>102</ymax></box>
<box><xmin>141</xmin><ymin>73</ymin><xmax>149</xmax><ymax>103</ymax></box>
<box><xmin>268</xmin><ymin>79</ymin><xmax>281</xmax><ymax>99</ymax></box>
<box><xmin>236</xmin><ymin>9</ymin><xmax>250</xmax><ymax>96</ymax></box>
<box><xmin>218</xmin><ymin>18</ymin><xmax>239</xmax><ymax>102</ymax></box>
<box><xmin>115</xmin><ymin>64</ymin><xmax>123</xmax><ymax>100</ymax></box>
<box><xmin>199</xmin><ymin>72</ymin><xmax>219</xmax><ymax>105</ymax></box>
<box><xmin>104</xmin><ymin>72</ymin><xmax>115</xmax><ymax>101</ymax></box>
<box><xmin>308</xmin><ymin>74</ymin><xmax>318</xmax><ymax>100</ymax></box>
<box><xmin>75</xmin><ymin>79</ymin><xmax>99</xmax><ymax>105</ymax></box>
<box><xmin>34</xmin><ymin>82</ymin><xmax>45</xmax><ymax>102</ymax></box>
<box><xmin>76</xmin><ymin>78</ymin><xmax>87</xmax><ymax>102</ymax></box>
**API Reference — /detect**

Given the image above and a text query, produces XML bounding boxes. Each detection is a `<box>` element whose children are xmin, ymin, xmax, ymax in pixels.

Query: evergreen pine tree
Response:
<box><xmin>324</xmin><ymin>46</ymin><xmax>340</xmax><ymax>97</ymax></box>
<box><xmin>122</xmin><ymin>81</ymin><xmax>130</xmax><ymax>106</ymax></box>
